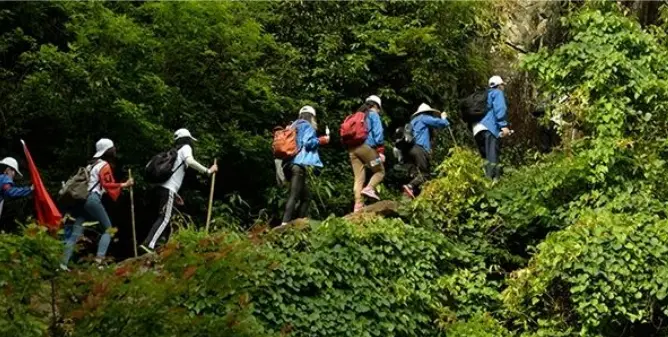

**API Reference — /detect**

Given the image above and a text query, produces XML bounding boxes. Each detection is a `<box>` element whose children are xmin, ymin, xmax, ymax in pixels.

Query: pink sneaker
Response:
<box><xmin>361</xmin><ymin>187</ymin><xmax>380</xmax><ymax>200</ymax></box>
<box><xmin>403</xmin><ymin>185</ymin><xmax>415</xmax><ymax>199</ymax></box>
<box><xmin>354</xmin><ymin>202</ymin><xmax>364</xmax><ymax>213</ymax></box>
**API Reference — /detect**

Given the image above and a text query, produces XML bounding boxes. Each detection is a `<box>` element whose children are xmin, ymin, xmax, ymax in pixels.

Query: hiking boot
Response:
<box><xmin>361</xmin><ymin>187</ymin><xmax>380</xmax><ymax>201</ymax></box>
<box><xmin>94</xmin><ymin>257</ymin><xmax>109</xmax><ymax>270</ymax></box>
<box><xmin>403</xmin><ymin>185</ymin><xmax>415</xmax><ymax>199</ymax></box>
<box><xmin>353</xmin><ymin>202</ymin><xmax>364</xmax><ymax>213</ymax></box>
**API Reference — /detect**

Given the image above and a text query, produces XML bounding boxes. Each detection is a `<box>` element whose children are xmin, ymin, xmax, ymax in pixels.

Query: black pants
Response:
<box><xmin>475</xmin><ymin>130</ymin><xmax>501</xmax><ymax>179</ymax></box>
<box><xmin>142</xmin><ymin>187</ymin><xmax>175</xmax><ymax>249</ymax></box>
<box><xmin>282</xmin><ymin>164</ymin><xmax>310</xmax><ymax>223</ymax></box>
<box><xmin>408</xmin><ymin>145</ymin><xmax>431</xmax><ymax>192</ymax></box>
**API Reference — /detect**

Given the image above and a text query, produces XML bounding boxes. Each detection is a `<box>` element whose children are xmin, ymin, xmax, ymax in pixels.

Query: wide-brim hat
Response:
<box><xmin>412</xmin><ymin>103</ymin><xmax>439</xmax><ymax>117</ymax></box>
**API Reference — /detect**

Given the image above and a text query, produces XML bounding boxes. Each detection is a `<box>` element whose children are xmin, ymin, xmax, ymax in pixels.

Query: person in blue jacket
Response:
<box><xmin>279</xmin><ymin>105</ymin><xmax>329</xmax><ymax>228</ymax></box>
<box><xmin>348</xmin><ymin>95</ymin><xmax>385</xmax><ymax>212</ymax></box>
<box><xmin>402</xmin><ymin>103</ymin><xmax>450</xmax><ymax>199</ymax></box>
<box><xmin>472</xmin><ymin>76</ymin><xmax>511</xmax><ymax>180</ymax></box>
<box><xmin>0</xmin><ymin>157</ymin><xmax>33</xmax><ymax>219</ymax></box>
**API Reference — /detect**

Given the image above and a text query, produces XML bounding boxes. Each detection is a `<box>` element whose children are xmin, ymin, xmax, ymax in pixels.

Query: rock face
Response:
<box><xmin>491</xmin><ymin>0</ymin><xmax>569</xmax><ymax>151</ymax></box>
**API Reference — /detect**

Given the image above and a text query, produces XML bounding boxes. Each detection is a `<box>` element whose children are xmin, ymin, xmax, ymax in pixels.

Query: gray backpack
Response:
<box><xmin>58</xmin><ymin>165</ymin><xmax>96</xmax><ymax>203</ymax></box>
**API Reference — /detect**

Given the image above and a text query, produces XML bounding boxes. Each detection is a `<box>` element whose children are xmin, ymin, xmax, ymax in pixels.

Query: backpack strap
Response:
<box><xmin>87</xmin><ymin>161</ymin><xmax>104</xmax><ymax>193</ymax></box>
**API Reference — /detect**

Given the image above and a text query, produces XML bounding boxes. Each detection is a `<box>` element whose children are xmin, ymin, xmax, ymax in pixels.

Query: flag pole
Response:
<box><xmin>129</xmin><ymin>169</ymin><xmax>138</xmax><ymax>257</ymax></box>
<box><xmin>205</xmin><ymin>159</ymin><xmax>217</xmax><ymax>233</ymax></box>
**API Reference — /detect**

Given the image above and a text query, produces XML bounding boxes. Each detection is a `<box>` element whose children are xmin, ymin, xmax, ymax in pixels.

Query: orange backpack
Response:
<box><xmin>272</xmin><ymin>123</ymin><xmax>299</xmax><ymax>159</ymax></box>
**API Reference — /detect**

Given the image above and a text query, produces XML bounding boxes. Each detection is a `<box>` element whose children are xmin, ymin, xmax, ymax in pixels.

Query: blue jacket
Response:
<box><xmin>292</xmin><ymin>119</ymin><xmax>323</xmax><ymax>168</ymax></box>
<box><xmin>0</xmin><ymin>174</ymin><xmax>32</xmax><ymax>201</ymax></box>
<box><xmin>478</xmin><ymin>88</ymin><xmax>509</xmax><ymax>138</ymax></box>
<box><xmin>410</xmin><ymin>113</ymin><xmax>449</xmax><ymax>152</ymax></box>
<box><xmin>364</xmin><ymin>109</ymin><xmax>384</xmax><ymax>148</ymax></box>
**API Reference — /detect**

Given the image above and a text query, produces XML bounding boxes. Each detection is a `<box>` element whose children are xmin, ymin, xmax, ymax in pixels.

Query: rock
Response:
<box><xmin>343</xmin><ymin>200</ymin><xmax>401</xmax><ymax>220</ymax></box>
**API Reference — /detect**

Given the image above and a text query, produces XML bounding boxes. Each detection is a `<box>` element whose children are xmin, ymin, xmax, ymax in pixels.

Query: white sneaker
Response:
<box><xmin>58</xmin><ymin>264</ymin><xmax>70</xmax><ymax>272</ymax></box>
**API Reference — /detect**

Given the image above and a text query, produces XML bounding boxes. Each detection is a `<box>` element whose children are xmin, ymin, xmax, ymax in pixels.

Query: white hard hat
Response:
<box><xmin>0</xmin><ymin>157</ymin><xmax>22</xmax><ymax>177</ymax></box>
<box><xmin>488</xmin><ymin>75</ymin><xmax>505</xmax><ymax>88</ymax></box>
<box><xmin>299</xmin><ymin>105</ymin><xmax>316</xmax><ymax>117</ymax></box>
<box><xmin>93</xmin><ymin>138</ymin><xmax>115</xmax><ymax>158</ymax></box>
<box><xmin>365</xmin><ymin>95</ymin><xmax>382</xmax><ymax>108</ymax></box>
<box><xmin>174</xmin><ymin>128</ymin><xmax>198</xmax><ymax>141</ymax></box>
<box><xmin>412</xmin><ymin>103</ymin><xmax>439</xmax><ymax>117</ymax></box>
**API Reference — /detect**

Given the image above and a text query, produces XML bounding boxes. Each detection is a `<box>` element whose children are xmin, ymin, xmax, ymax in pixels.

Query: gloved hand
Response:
<box><xmin>376</xmin><ymin>145</ymin><xmax>385</xmax><ymax>155</ymax></box>
<box><xmin>441</xmin><ymin>112</ymin><xmax>448</xmax><ymax>120</ymax></box>
<box><xmin>379</xmin><ymin>153</ymin><xmax>386</xmax><ymax>163</ymax></box>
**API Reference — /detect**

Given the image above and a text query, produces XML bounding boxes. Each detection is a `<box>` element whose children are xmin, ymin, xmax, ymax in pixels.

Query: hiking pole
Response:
<box><xmin>129</xmin><ymin>169</ymin><xmax>138</xmax><ymax>257</ymax></box>
<box><xmin>447</xmin><ymin>126</ymin><xmax>458</xmax><ymax>147</ymax></box>
<box><xmin>205</xmin><ymin>159</ymin><xmax>217</xmax><ymax>233</ymax></box>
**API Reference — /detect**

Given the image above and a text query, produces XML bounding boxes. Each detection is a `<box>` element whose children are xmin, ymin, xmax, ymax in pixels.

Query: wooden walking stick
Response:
<box><xmin>205</xmin><ymin>159</ymin><xmax>217</xmax><ymax>233</ymax></box>
<box><xmin>447</xmin><ymin>126</ymin><xmax>458</xmax><ymax>147</ymax></box>
<box><xmin>129</xmin><ymin>169</ymin><xmax>138</xmax><ymax>257</ymax></box>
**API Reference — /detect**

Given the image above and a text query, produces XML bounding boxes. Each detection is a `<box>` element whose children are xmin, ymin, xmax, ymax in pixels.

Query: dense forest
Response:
<box><xmin>4</xmin><ymin>0</ymin><xmax>668</xmax><ymax>336</ymax></box>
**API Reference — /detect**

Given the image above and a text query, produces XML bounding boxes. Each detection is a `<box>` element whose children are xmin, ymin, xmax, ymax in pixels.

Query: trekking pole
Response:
<box><xmin>447</xmin><ymin>126</ymin><xmax>458</xmax><ymax>147</ymax></box>
<box><xmin>129</xmin><ymin>169</ymin><xmax>138</xmax><ymax>257</ymax></box>
<box><xmin>205</xmin><ymin>159</ymin><xmax>217</xmax><ymax>233</ymax></box>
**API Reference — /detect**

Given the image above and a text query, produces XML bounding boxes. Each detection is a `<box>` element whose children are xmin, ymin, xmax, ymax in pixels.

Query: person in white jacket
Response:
<box><xmin>140</xmin><ymin>129</ymin><xmax>217</xmax><ymax>253</ymax></box>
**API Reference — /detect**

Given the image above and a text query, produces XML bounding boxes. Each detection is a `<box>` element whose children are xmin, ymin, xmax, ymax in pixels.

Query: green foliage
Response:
<box><xmin>503</xmin><ymin>209</ymin><xmax>668</xmax><ymax>336</ymax></box>
<box><xmin>254</xmin><ymin>216</ymin><xmax>459</xmax><ymax>336</ymax></box>
<box><xmin>444</xmin><ymin>313</ymin><xmax>511</xmax><ymax>337</ymax></box>
<box><xmin>0</xmin><ymin>225</ymin><xmax>61</xmax><ymax>337</ymax></box>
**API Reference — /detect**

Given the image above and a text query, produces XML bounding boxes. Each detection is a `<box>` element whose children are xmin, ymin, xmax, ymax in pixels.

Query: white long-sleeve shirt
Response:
<box><xmin>161</xmin><ymin>145</ymin><xmax>209</xmax><ymax>193</ymax></box>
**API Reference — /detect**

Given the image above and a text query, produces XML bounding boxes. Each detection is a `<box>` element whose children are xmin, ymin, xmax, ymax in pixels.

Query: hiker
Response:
<box><xmin>473</xmin><ymin>76</ymin><xmax>511</xmax><ymax>180</ymax></box>
<box><xmin>0</xmin><ymin>157</ymin><xmax>33</xmax><ymax>219</ymax></box>
<box><xmin>402</xmin><ymin>103</ymin><xmax>450</xmax><ymax>199</ymax></box>
<box><xmin>61</xmin><ymin>138</ymin><xmax>133</xmax><ymax>270</ymax></box>
<box><xmin>141</xmin><ymin>128</ymin><xmax>217</xmax><ymax>253</ymax></box>
<box><xmin>347</xmin><ymin>95</ymin><xmax>385</xmax><ymax>212</ymax></box>
<box><xmin>278</xmin><ymin>106</ymin><xmax>329</xmax><ymax>228</ymax></box>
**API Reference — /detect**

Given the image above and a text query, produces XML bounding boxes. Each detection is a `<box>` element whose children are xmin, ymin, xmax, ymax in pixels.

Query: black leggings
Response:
<box><xmin>282</xmin><ymin>164</ymin><xmax>311</xmax><ymax>223</ymax></box>
<box><xmin>408</xmin><ymin>145</ymin><xmax>431</xmax><ymax>191</ymax></box>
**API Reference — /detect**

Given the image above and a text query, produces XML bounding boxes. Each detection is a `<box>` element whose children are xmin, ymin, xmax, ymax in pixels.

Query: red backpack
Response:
<box><xmin>339</xmin><ymin>111</ymin><xmax>368</xmax><ymax>147</ymax></box>
<box><xmin>272</xmin><ymin>123</ymin><xmax>299</xmax><ymax>159</ymax></box>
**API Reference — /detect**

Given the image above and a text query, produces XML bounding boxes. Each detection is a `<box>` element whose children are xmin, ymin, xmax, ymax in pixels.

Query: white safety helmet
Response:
<box><xmin>488</xmin><ymin>75</ymin><xmax>505</xmax><ymax>88</ymax></box>
<box><xmin>299</xmin><ymin>105</ymin><xmax>316</xmax><ymax>117</ymax></box>
<box><xmin>365</xmin><ymin>95</ymin><xmax>382</xmax><ymax>109</ymax></box>
<box><xmin>0</xmin><ymin>157</ymin><xmax>22</xmax><ymax>177</ymax></box>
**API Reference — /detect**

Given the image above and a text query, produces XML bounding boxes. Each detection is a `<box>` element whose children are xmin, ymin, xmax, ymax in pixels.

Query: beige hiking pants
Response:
<box><xmin>349</xmin><ymin>144</ymin><xmax>385</xmax><ymax>204</ymax></box>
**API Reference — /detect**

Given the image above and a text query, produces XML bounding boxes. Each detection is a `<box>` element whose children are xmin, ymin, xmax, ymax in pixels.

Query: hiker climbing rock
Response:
<box><xmin>0</xmin><ymin>157</ymin><xmax>33</xmax><ymax>219</ymax></box>
<box><xmin>401</xmin><ymin>103</ymin><xmax>450</xmax><ymax>199</ymax></box>
<box><xmin>275</xmin><ymin>106</ymin><xmax>329</xmax><ymax>229</ymax></box>
<box><xmin>61</xmin><ymin>138</ymin><xmax>134</xmax><ymax>270</ymax></box>
<box><xmin>341</xmin><ymin>95</ymin><xmax>385</xmax><ymax>212</ymax></box>
<box><xmin>141</xmin><ymin>128</ymin><xmax>217</xmax><ymax>253</ymax></box>
<box><xmin>470</xmin><ymin>76</ymin><xmax>511</xmax><ymax>180</ymax></box>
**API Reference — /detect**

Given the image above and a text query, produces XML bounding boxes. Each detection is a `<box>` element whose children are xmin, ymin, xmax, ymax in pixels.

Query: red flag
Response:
<box><xmin>21</xmin><ymin>140</ymin><xmax>62</xmax><ymax>229</ymax></box>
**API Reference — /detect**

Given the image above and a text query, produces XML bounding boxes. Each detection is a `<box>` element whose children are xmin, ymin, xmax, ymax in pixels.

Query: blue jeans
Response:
<box><xmin>62</xmin><ymin>193</ymin><xmax>112</xmax><ymax>265</ymax></box>
<box><xmin>475</xmin><ymin>130</ymin><xmax>501</xmax><ymax>180</ymax></box>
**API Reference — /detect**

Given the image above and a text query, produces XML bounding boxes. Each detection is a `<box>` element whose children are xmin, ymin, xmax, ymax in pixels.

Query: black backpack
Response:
<box><xmin>144</xmin><ymin>148</ymin><xmax>183</xmax><ymax>184</ymax></box>
<box><xmin>459</xmin><ymin>88</ymin><xmax>489</xmax><ymax>124</ymax></box>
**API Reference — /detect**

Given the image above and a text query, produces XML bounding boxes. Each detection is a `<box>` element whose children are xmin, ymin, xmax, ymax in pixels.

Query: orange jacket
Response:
<box><xmin>98</xmin><ymin>164</ymin><xmax>123</xmax><ymax>201</ymax></box>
